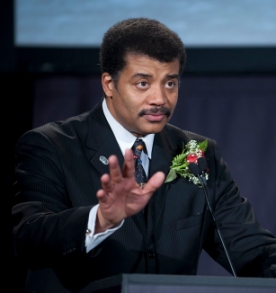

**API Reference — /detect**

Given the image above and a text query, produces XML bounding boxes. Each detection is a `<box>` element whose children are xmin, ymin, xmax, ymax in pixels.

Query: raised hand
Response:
<box><xmin>95</xmin><ymin>148</ymin><xmax>165</xmax><ymax>233</ymax></box>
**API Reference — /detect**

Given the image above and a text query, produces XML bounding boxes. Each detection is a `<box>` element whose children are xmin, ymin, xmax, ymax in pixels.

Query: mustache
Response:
<box><xmin>139</xmin><ymin>106</ymin><xmax>171</xmax><ymax>117</ymax></box>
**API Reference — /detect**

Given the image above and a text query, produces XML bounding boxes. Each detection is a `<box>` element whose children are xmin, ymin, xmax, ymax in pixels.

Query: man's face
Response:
<box><xmin>102</xmin><ymin>54</ymin><xmax>180</xmax><ymax>137</ymax></box>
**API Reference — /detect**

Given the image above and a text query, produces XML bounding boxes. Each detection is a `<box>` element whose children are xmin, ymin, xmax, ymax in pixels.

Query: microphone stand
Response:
<box><xmin>189</xmin><ymin>159</ymin><xmax>237</xmax><ymax>277</ymax></box>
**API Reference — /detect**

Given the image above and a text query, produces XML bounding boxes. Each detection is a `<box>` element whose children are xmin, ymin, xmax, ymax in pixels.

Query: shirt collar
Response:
<box><xmin>102</xmin><ymin>98</ymin><xmax>154</xmax><ymax>158</ymax></box>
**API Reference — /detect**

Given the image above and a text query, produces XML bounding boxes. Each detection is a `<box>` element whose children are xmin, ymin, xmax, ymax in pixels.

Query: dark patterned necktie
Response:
<box><xmin>132</xmin><ymin>138</ymin><xmax>147</xmax><ymax>185</ymax></box>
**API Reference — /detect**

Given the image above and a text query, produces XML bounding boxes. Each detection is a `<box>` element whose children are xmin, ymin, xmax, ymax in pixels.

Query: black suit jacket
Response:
<box><xmin>12</xmin><ymin>100</ymin><xmax>276</xmax><ymax>292</ymax></box>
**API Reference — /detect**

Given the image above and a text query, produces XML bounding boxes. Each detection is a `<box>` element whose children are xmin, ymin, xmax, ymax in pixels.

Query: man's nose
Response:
<box><xmin>147</xmin><ymin>85</ymin><xmax>167</xmax><ymax>105</ymax></box>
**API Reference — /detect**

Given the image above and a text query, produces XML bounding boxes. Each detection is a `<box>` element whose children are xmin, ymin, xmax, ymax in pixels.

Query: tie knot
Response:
<box><xmin>132</xmin><ymin>138</ymin><xmax>147</xmax><ymax>158</ymax></box>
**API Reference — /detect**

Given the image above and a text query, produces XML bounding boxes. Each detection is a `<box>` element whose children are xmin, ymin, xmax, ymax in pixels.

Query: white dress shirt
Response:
<box><xmin>85</xmin><ymin>98</ymin><xmax>154</xmax><ymax>252</ymax></box>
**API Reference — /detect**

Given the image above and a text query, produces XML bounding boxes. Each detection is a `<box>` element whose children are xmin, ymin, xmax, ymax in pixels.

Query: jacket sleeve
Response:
<box><xmin>12</xmin><ymin>128</ymin><xmax>92</xmax><ymax>265</ymax></box>
<box><xmin>203</xmin><ymin>139</ymin><xmax>276</xmax><ymax>277</ymax></box>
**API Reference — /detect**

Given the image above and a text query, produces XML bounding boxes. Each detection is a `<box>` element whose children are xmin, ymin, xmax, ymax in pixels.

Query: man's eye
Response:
<box><xmin>137</xmin><ymin>81</ymin><xmax>148</xmax><ymax>88</ymax></box>
<box><xmin>166</xmin><ymin>81</ymin><xmax>176</xmax><ymax>88</ymax></box>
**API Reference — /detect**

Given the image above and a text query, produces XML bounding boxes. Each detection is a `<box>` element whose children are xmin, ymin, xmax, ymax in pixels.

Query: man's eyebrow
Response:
<box><xmin>130</xmin><ymin>73</ymin><xmax>179</xmax><ymax>79</ymax></box>
<box><xmin>166</xmin><ymin>74</ymin><xmax>179</xmax><ymax>79</ymax></box>
<box><xmin>131</xmin><ymin>73</ymin><xmax>152</xmax><ymax>79</ymax></box>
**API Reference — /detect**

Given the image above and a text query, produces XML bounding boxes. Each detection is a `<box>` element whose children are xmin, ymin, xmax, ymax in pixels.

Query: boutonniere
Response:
<box><xmin>164</xmin><ymin>139</ymin><xmax>208</xmax><ymax>187</ymax></box>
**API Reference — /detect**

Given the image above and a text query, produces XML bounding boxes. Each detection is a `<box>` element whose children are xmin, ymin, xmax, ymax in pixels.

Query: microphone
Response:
<box><xmin>189</xmin><ymin>158</ymin><xmax>237</xmax><ymax>277</ymax></box>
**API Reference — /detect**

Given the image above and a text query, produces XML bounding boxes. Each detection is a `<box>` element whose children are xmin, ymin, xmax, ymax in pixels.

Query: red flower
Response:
<box><xmin>186</xmin><ymin>149</ymin><xmax>205</xmax><ymax>164</ymax></box>
<box><xmin>186</xmin><ymin>153</ymin><xmax>198</xmax><ymax>163</ymax></box>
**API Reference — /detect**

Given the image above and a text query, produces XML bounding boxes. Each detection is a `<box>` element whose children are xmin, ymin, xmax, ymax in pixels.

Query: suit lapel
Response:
<box><xmin>146</xmin><ymin>130</ymin><xmax>177</xmax><ymax>236</ymax></box>
<box><xmin>88</xmin><ymin>133</ymin><xmax>124</xmax><ymax>175</ymax></box>
<box><xmin>85</xmin><ymin>101</ymin><xmax>124</xmax><ymax>174</ymax></box>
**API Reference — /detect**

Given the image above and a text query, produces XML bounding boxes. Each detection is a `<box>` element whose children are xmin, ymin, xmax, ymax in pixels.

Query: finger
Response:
<box><xmin>108</xmin><ymin>155</ymin><xmax>123</xmax><ymax>184</ymax></box>
<box><xmin>100</xmin><ymin>173</ymin><xmax>113</xmax><ymax>193</ymax></box>
<box><xmin>122</xmin><ymin>148</ymin><xmax>135</xmax><ymax>178</ymax></box>
<box><xmin>96</xmin><ymin>189</ymin><xmax>107</xmax><ymax>202</ymax></box>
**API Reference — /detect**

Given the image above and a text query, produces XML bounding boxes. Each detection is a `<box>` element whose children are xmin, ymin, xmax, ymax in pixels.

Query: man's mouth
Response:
<box><xmin>143</xmin><ymin>113</ymin><xmax>167</xmax><ymax>122</ymax></box>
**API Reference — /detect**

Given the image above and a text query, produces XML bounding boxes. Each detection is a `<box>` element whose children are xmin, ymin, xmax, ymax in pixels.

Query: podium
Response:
<box><xmin>79</xmin><ymin>274</ymin><xmax>276</xmax><ymax>293</ymax></box>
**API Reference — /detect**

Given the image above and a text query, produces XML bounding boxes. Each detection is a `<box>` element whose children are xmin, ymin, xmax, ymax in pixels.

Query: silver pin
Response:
<box><xmin>99</xmin><ymin>156</ymin><xmax>109</xmax><ymax>165</ymax></box>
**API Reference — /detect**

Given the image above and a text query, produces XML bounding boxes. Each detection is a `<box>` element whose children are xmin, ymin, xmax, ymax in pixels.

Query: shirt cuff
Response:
<box><xmin>85</xmin><ymin>204</ymin><xmax>124</xmax><ymax>253</ymax></box>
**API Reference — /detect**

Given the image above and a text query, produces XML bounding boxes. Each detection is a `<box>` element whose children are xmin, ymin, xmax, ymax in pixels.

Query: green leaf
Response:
<box><xmin>164</xmin><ymin>169</ymin><xmax>177</xmax><ymax>183</ymax></box>
<box><xmin>172</xmin><ymin>153</ymin><xmax>186</xmax><ymax>164</ymax></box>
<box><xmin>173</xmin><ymin>162</ymin><xmax>188</xmax><ymax>171</ymax></box>
<box><xmin>199</xmin><ymin>139</ymin><xmax>208</xmax><ymax>151</ymax></box>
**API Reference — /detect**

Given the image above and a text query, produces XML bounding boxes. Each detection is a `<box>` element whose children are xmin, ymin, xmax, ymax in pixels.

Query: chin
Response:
<box><xmin>143</xmin><ymin>124</ymin><xmax>165</xmax><ymax>135</ymax></box>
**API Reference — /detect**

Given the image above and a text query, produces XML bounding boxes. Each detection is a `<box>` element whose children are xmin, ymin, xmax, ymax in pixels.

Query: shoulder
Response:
<box><xmin>16</xmin><ymin>110</ymin><xmax>92</xmax><ymax>149</ymax></box>
<box><xmin>163</xmin><ymin>123</ymin><xmax>217</xmax><ymax>149</ymax></box>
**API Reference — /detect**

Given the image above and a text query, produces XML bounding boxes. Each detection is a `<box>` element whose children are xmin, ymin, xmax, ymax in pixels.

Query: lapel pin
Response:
<box><xmin>99</xmin><ymin>156</ymin><xmax>109</xmax><ymax>165</ymax></box>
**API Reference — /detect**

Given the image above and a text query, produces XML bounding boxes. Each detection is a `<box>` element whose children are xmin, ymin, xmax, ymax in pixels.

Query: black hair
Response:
<box><xmin>99</xmin><ymin>18</ymin><xmax>186</xmax><ymax>81</ymax></box>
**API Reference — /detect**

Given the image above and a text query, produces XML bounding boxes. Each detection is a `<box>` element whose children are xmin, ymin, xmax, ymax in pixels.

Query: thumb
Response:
<box><xmin>144</xmin><ymin>171</ymin><xmax>165</xmax><ymax>193</ymax></box>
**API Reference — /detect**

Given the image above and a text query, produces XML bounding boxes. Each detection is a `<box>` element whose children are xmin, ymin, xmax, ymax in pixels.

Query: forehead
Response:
<box><xmin>122</xmin><ymin>53</ymin><xmax>180</xmax><ymax>75</ymax></box>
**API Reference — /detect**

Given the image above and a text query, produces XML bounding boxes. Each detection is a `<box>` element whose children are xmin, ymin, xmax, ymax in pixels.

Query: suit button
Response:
<box><xmin>148</xmin><ymin>252</ymin><xmax>156</xmax><ymax>259</ymax></box>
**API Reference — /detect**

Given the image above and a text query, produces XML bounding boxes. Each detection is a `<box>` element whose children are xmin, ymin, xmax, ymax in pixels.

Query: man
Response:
<box><xmin>12</xmin><ymin>18</ymin><xmax>276</xmax><ymax>292</ymax></box>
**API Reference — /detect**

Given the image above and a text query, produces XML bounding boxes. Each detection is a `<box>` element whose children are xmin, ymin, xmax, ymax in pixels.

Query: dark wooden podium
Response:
<box><xmin>79</xmin><ymin>274</ymin><xmax>276</xmax><ymax>293</ymax></box>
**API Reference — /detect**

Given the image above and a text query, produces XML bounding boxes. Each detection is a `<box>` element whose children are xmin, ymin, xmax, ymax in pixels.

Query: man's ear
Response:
<box><xmin>101</xmin><ymin>73</ymin><xmax>114</xmax><ymax>97</ymax></box>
